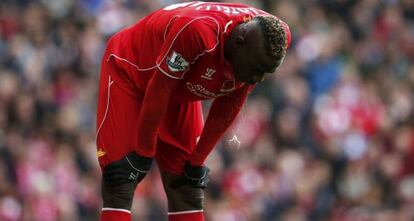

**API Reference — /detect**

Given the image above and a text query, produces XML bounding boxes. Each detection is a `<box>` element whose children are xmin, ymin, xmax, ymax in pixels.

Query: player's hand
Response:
<box><xmin>103</xmin><ymin>151</ymin><xmax>153</xmax><ymax>186</ymax></box>
<box><xmin>170</xmin><ymin>162</ymin><xmax>210</xmax><ymax>189</ymax></box>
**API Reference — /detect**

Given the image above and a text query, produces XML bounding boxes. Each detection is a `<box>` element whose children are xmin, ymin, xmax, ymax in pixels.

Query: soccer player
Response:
<box><xmin>96</xmin><ymin>1</ymin><xmax>291</xmax><ymax>221</ymax></box>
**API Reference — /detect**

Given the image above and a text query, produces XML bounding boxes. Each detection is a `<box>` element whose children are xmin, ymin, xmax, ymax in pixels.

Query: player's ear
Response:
<box><xmin>235</xmin><ymin>36</ymin><xmax>246</xmax><ymax>46</ymax></box>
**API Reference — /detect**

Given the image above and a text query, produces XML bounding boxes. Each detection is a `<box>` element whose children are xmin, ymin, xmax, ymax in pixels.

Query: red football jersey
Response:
<box><xmin>100</xmin><ymin>2</ymin><xmax>288</xmax><ymax>164</ymax></box>
<box><xmin>105</xmin><ymin>1</ymin><xmax>272</xmax><ymax>100</ymax></box>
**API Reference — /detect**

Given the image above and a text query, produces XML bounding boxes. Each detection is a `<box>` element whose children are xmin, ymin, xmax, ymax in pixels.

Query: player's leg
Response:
<box><xmin>155</xmin><ymin>140</ymin><xmax>206</xmax><ymax>221</ymax></box>
<box><xmin>96</xmin><ymin>58</ymin><xmax>143</xmax><ymax>221</ymax></box>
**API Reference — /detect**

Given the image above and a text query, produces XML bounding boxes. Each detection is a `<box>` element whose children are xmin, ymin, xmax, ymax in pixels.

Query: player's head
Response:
<box><xmin>226</xmin><ymin>15</ymin><xmax>291</xmax><ymax>84</ymax></box>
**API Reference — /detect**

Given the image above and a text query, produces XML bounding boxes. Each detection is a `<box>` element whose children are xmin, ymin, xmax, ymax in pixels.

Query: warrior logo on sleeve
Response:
<box><xmin>167</xmin><ymin>51</ymin><xmax>189</xmax><ymax>72</ymax></box>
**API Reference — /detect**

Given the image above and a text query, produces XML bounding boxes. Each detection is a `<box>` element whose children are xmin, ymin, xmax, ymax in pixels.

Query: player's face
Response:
<box><xmin>231</xmin><ymin>24</ymin><xmax>282</xmax><ymax>85</ymax></box>
<box><xmin>232</xmin><ymin>42</ymin><xmax>280</xmax><ymax>85</ymax></box>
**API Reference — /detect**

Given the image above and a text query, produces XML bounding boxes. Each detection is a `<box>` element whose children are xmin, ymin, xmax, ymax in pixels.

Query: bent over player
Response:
<box><xmin>96</xmin><ymin>1</ymin><xmax>291</xmax><ymax>221</ymax></box>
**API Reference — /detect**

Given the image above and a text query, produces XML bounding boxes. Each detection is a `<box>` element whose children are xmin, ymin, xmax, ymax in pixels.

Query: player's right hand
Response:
<box><xmin>103</xmin><ymin>152</ymin><xmax>153</xmax><ymax>186</ymax></box>
<box><xmin>170</xmin><ymin>162</ymin><xmax>210</xmax><ymax>189</ymax></box>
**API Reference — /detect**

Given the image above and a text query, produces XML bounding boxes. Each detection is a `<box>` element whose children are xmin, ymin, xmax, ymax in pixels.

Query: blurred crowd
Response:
<box><xmin>0</xmin><ymin>0</ymin><xmax>413</xmax><ymax>220</ymax></box>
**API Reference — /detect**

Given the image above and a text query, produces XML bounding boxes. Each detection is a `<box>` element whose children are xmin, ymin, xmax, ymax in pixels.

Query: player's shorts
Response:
<box><xmin>96</xmin><ymin>52</ymin><xmax>203</xmax><ymax>175</ymax></box>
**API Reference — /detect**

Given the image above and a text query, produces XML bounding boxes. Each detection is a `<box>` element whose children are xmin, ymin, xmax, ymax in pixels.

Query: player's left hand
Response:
<box><xmin>170</xmin><ymin>162</ymin><xmax>210</xmax><ymax>189</ymax></box>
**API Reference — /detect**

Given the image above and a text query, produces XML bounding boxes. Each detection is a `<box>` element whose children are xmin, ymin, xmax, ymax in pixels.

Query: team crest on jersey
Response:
<box><xmin>220</xmin><ymin>80</ymin><xmax>235</xmax><ymax>92</ymax></box>
<box><xmin>167</xmin><ymin>51</ymin><xmax>189</xmax><ymax>72</ymax></box>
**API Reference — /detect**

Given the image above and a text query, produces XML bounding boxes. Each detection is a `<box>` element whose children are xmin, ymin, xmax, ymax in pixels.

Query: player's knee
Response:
<box><xmin>101</xmin><ymin>179</ymin><xmax>137</xmax><ymax>210</ymax></box>
<box><xmin>164</xmin><ymin>183</ymin><xmax>204</xmax><ymax>211</ymax></box>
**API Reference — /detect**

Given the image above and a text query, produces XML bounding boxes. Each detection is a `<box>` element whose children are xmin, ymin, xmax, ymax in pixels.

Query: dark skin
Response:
<box><xmin>225</xmin><ymin>19</ymin><xmax>282</xmax><ymax>84</ymax></box>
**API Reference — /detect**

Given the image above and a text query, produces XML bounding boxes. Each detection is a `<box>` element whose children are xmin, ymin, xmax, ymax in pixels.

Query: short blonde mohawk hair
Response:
<box><xmin>254</xmin><ymin>15</ymin><xmax>288</xmax><ymax>60</ymax></box>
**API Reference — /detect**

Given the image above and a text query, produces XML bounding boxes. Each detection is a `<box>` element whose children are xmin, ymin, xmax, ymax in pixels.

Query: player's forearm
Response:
<box><xmin>189</xmin><ymin>86</ymin><xmax>249</xmax><ymax>166</ymax></box>
<box><xmin>136</xmin><ymin>71</ymin><xmax>178</xmax><ymax>157</ymax></box>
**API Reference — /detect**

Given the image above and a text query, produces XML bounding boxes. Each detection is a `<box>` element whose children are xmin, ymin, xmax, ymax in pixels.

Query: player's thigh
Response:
<box><xmin>96</xmin><ymin>64</ymin><xmax>142</xmax><ymax>169</ymax></box>
<box><xmin>155</xmin><ymin>139</ymin><xmax>191</xmax><ymax>175</ymax></box>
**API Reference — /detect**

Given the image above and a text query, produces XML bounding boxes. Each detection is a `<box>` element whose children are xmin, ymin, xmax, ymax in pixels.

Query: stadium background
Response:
<box><xmin>0</xmin><ymin>0</ymin><xmax>413</xmax><ymax>220</ymax></box>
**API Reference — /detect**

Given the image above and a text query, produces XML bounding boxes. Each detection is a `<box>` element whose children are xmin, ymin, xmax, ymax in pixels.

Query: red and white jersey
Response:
<box><xmin>105</xmin><ymin>1</ymin><xmax>272</xmax><ymax>101</ymax></box>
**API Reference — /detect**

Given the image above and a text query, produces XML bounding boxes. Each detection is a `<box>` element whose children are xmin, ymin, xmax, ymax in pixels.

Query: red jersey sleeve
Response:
<box><xmin>156</xmin><ymin>16</ymin><xmax>219</xmax><ymax>79</ymax></box>
<box><xmin>189</xmin><ymin>84</ymin><xmax>255</xmax><ymax>166</ymax></box>
<box><xmin>136</xmin><ymin>70</ymin><xmax>181</xmax><ymax>157</ymax></box>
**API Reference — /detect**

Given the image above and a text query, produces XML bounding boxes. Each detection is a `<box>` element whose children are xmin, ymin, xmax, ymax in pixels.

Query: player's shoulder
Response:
<box><xmin>173</xmin><ymin>14</ymin><xmax>220</xmax><ymax>33</ymax></box>
<box><xmin>170</xmin><ymin>15</ymin><xmax>220</xmax><ymax>49</ymax></box>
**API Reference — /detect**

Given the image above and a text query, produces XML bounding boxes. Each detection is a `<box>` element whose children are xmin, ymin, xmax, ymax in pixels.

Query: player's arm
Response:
<box><xmin>170</xmin><ymin>84</ymin><xmax>253</xmax><ymax>189</ymax></box>
<box><xmin>136</xmin><ymin>72</ymin><xmax>180</xmax><ymax>157</ymax></box>
<box><xmin>190</xmin><ymin>84</ymin><xmax>253</xmax><ymax>166</ymax></box>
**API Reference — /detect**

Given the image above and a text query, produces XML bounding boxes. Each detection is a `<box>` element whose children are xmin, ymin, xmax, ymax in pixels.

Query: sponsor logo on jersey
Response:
<box><xmin>167</xmin><ymin>51</ymin><xmax>189</xmax><ymax>72</ymax></box>
<box><xmin>187</xmin><ymin>82</ymin><xmax>227</xmax><ymax>98</ymax></box>
<box><xmin>201</xmin><ymin>68</ymin><xmax>216</xmax><ymax>80</ymax></box>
